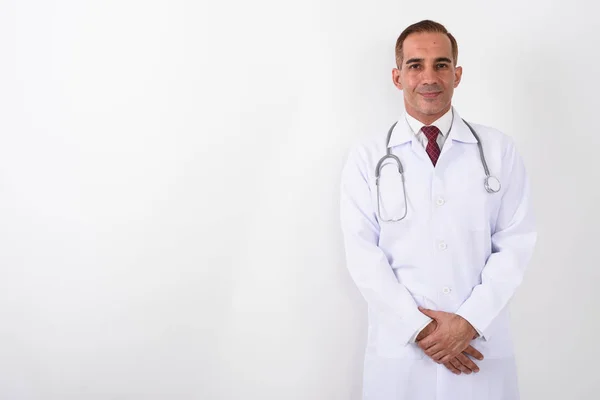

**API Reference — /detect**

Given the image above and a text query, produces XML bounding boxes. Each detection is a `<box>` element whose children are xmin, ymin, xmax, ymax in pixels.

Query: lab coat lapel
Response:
<box><xmin>438</xmin><ymin>108</ymin><xmax>479</xmax><ymax>163</ymax></box>
<box><xmin>386</xmin><ymin>115</ymin><xmax>431</xmax><ymax>165</ymax></box>
<box><xmin>411</xmin><ymin>135</ymin><xmax>432</xmax><ymax>165</ymax></box>
<box><xmin>389</xmin><ymin>108</ymin><xmax>478</xmax><ymax>166</ymax></box>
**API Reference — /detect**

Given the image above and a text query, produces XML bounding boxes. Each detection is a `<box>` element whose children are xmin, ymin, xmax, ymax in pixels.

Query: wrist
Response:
<box><xmin>455</xmin><ymin>314</ymin><xmax>478</xmax><ymax>338</ymax></box>
<box><xmin>416</xmin><ymin>320</ymin><xmax>436</xmax><ymax>341</ymax></box>
<box><xmin>463</xmin><ymin>319</ymin><xmax>477</xmax><ymax>338</ymax></box>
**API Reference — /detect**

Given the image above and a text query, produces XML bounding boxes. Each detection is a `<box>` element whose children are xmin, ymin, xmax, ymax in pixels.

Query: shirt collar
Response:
<box><xmin>386</xmin><ymin>106</ymin><xmax>479</xmax><ymax>148</ymax></box>
<box><xmin>405</xmin><ymin>107</ymin><xmax>454</xmax><ymax>137</ymax></box>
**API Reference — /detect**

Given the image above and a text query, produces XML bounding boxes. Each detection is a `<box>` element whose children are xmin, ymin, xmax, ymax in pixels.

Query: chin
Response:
<box><xmin>418</xmin><ymin>107</ymin><xmax>442</xmax><ymax>116</ymax></box>
<box><xmin>418</xmin><ymin>103</ymin><xmax>447</xmax><ymax>116</ymax></box>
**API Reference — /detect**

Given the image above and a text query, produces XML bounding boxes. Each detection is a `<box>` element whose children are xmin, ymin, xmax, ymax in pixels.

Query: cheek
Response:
<box><xmin>400</xmin><ymin>74</ymin><xmax>416</xmax><ymax>88</ymax></box>
<box><xmin>406</xmin><ymin>80</ymin><xmax>420</xmax><ymax>93</ymax></box>
<box><xmin>444</xmin><ymin>76</ymin><xmax>457</xmax><ymax>88</ymax></box>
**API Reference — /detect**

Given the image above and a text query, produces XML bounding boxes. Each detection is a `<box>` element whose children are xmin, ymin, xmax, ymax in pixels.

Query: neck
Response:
<box><xmin>405</xmin><ymin>105</ymin><xmax>452</xmax><ymax>126</ymax></box>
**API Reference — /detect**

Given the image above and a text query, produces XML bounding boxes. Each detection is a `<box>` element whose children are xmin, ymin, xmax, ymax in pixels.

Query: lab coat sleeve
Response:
<box><xmin>340</xmin><ymin>145</ymin><xmax>432</xmax><ymax>346</ymax></box>
<box><xmin>455</xmin><ymin>139</ymin><xmax>537</xmax><ymax>341</ymax></box>
<box><xmin>410</xmin><ymin>320</ymin><xmax>434</xmax><ymax>343</ymax></box>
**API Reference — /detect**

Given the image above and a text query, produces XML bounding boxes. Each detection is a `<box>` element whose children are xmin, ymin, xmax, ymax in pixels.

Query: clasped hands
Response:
<box><xmin>415</xmin><ymin>306</ymin><xmax>483</xmax><ymax>375</ymax></box>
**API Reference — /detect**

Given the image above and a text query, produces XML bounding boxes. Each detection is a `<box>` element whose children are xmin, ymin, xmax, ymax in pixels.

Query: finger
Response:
<box><xmin>440</xmin><ymin>352</ymin><xmax>456</xmax><ymax>364</ymax></box>
<box><xmin>450</xmin><ymin>358</ymin><xmax>471</xmax><ymax>374</ymax></box>
<box><xmin>424</xmin><ymin>343</ymin><xmax>443</xmax><ymax>357</ymax></box>
<box><xmin>418</xmin><ymin>306</ymin><xmax>439</xmax><ymax>319</ymax></box>
<box><xmin>444</xmin><ymin>362</ymin><xmax>461</xmax><ymax>375</ymax></box>
<box><xmin>419</xmin><ymin>336</ymin><xmax>439</xmax><ymax>350</ymax></box>
<box><xmin>457</xmin><ymin>353</ymin><xmax>480</xmax><ymax>373</ymax></box>
<box><xmin>463</xmin><ymin>345</ymin><xmax>484</xmax><ymax>361</ymax></box>
<box><xmin>431</xmin><ymin>349</ymin><xmax>448</xmax><ymax>362</ymax></box>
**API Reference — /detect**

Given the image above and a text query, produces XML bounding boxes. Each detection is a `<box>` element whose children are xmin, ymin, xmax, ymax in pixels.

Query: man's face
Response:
<box><xmin>392</xmin><ymin>32</ymin><xmax>462</xmax><ymax>124</ymax></box>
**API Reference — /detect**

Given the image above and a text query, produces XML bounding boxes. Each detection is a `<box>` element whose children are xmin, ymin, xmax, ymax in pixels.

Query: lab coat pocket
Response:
<box><xmin>451</xmin><ymin>162</ymin><xmax>496</xmax><ymax>232</ymax></box>
<box><xmin>453</xmin><ymin>191</ymin><xmax>493</xmax><ymax>272</ymax></box>
<box><xmin>470</xmin><ymin>312</ymin><xmax>514</xmax><ymax>359</ymax></box>
<box><xmin>457</xmin><ymin>192</ymin><xmax>490</xmax><ymax>230</ymax></box>
<box><xmin>470</xmin><ymin>333</ymin><xmax>514</xmax><ymax>359</ymax></box>
<box><xmin>371</xmin><ymin>312</ymin><xmax>424</xmax><ymax>360</ymax></box>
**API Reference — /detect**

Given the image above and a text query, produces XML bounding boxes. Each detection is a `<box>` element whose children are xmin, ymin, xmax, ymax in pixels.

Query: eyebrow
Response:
<box><xmin>405</xmin><ymin>57</ymin><xmax>453</xmax><ymax>65</ymax></box>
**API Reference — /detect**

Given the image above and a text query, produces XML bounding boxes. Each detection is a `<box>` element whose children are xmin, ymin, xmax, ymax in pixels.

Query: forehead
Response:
<box><xmin>402</xmin><ymin>32</ymin><xmax>453</xmax><ymax>60</ymax></box>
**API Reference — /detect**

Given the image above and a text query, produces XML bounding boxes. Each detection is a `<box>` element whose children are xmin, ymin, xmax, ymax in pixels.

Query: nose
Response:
<box><xmin>421</xmin><ymin>66</ymin><xmax>438</xmax><ymax>85</ymax></box>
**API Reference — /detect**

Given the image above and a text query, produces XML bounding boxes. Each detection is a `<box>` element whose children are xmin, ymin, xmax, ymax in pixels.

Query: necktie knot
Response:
<box><xmin>421</xmin><ymin>125</ymin><xmax>440</xmax><ymax>142</ymax></box>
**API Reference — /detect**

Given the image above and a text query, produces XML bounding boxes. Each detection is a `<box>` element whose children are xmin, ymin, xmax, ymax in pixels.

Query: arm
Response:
<box><xmin>340</xmin><ymin>146</ymin><xmax>431</xmax><ymax>345</ymax></box>
<box><xmin>455</xmin><ymin>139</ymin><xmax>537</xmax><ymax>340</ymax></box>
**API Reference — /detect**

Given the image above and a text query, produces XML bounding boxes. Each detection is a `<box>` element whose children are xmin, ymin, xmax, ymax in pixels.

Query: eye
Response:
<box><xmin>436</xmin><ymin>63</ymin><xmax>449</xmax><ymax>69</ymax></box>
<box><xmin>408</xmin><ymin>64</ymin><xmax>421</xmax><ymax>70</ymax></box>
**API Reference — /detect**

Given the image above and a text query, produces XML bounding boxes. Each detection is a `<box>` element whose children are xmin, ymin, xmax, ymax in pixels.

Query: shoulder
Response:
<box><xmin>464</xmin><ymin>120</ymin><xmax>512</xmax><ymax>144</ymax></box>
<box><xmin>463</xmin><ymin>120</ymin><xmax>517</xmax><ymax>156</ymax></box>
<box><xmin>463</xmin><ymin>120</ymin><xmax>528</xmax><ymax>182</ymax></box>
<box><xmin>344</xmin><ymin>126</ymin><xmax>392</xmax><ymax>166</ymax></box>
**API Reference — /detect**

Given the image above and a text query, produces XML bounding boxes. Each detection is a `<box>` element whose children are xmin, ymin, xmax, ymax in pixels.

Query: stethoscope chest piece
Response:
<box><xmin>484</xmin><ymin>175</ymin><xmax>501</xmax><ymax>193</ymax></box>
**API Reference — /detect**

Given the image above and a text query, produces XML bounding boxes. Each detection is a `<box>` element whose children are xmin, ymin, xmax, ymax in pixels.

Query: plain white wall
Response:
<box><xmin>0</xmin><ymin>0</ymin><xmax>598</xmax><ymax>399</ymax></box>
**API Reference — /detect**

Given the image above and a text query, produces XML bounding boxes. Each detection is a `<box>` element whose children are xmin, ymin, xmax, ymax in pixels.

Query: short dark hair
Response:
<box><xmin>395</xmin><ymin>20</ymin><xmax>458</xmax><ymax>67</ymax></box>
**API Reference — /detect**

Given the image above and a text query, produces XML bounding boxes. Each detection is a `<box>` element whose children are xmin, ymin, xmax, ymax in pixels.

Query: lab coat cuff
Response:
<box><xmin>409</xmin><ymin>319</ymin><xmax>433</xmax><ymax>343</ymax></box>
<box><xmin>402</xmin><ymin>309</ymin><xmax>433</xmax><ymax>345</ymax></box>
<box><xmin>455</xmin><ymin>308</ymin><xmax>489</xmax><ymax>341</ymax></box>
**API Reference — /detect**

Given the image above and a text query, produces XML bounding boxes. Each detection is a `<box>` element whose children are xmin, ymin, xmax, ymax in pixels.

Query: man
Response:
<box><xmin>339</xmin><ymin>20</ymin><xmax>537</xmax><ymax>400</ymax></box>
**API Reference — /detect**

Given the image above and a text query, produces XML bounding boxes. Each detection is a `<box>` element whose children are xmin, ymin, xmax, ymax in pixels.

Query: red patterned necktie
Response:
<box><xmin>421</xmin><ymin>125</ymin><xmax>441</xmax><ymax>166</ymax></box>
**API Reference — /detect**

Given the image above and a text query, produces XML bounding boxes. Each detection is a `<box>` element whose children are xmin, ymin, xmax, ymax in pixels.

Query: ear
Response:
<box><xmin>453</xmin><ymin>65</ymin><xmax>463</xmax><ymax>88</ymax></box>
<box><xmin>392</xmin><ymin>68</ymin><xmax>403</xmax><ymax>90</ymax></box>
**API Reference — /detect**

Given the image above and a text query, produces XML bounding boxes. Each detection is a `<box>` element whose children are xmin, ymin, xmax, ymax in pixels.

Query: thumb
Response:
<box><xmin>418</xmin><ymin>306</ymin><xmax>439</xmax><ymax>319</ymax></box>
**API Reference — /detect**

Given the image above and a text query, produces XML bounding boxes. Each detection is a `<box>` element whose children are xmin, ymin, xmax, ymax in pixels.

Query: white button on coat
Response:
<box><xmin>340</xmin><ymin>107</ymin><xmax>537</xmax><ymax>400</ymax></box>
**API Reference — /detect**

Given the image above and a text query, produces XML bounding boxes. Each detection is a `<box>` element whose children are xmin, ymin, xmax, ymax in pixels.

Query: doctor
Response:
<box><xmin>340</xmin><ymin>20</ymin><xmax>537</xmax><ymax>400</ymax></box>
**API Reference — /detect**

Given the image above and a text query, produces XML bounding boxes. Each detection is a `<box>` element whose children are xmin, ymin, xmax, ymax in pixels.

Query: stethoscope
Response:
<box><xmin>375</xmin><ymin>118</ymin><xmax>501</xmax><ymax>222</ymax></box>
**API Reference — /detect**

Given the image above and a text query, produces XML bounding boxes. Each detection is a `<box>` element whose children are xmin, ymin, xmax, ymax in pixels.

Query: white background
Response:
<box><xmin>0</xmin><ymin>0</ymin><xmax>598</xmax><ymax>399</ymax></box>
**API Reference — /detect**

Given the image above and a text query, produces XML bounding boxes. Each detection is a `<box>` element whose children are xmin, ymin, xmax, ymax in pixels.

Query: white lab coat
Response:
<box><xmin>340</xmin><ymin>108</ymin><xmax>537</xmax><ymax>400</ymax></box>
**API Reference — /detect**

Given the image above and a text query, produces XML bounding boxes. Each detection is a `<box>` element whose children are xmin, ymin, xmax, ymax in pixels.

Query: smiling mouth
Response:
<box><xmin>420</xmin><ymin>92</ymin><xmax>442</xmax><ymax>99</ymax></box>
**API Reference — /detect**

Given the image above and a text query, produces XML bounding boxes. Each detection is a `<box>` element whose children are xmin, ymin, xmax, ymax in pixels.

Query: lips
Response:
<box><xmin>420</xmin><ymin>92</ymin><xmax>442</xmax><ymax>99</ymax></box>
